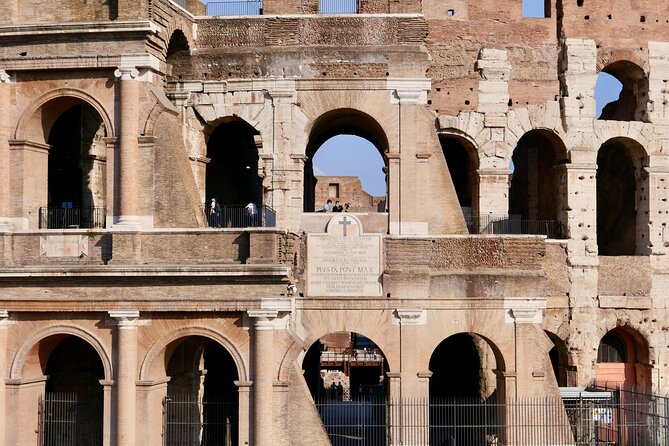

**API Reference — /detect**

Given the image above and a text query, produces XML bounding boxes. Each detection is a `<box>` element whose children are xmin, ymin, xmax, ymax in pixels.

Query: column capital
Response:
<box><xmin>247</xmin><ymin>309</ymin><xmax>278</xmax><ymax>330</ymax></box>
<box><xmin>108</xmin><ymin>310</ymin><xmax>140</xmax><ymax>326</ymax></box>
<box><xmin>114</xmin><ymin>67</ymin><xmax>139</xmax><ymax>81</ymax></box>
<box><xmin>0</xmin><ymin>71</ymin><xmax>11</xmax><ymax>83</ymax></box>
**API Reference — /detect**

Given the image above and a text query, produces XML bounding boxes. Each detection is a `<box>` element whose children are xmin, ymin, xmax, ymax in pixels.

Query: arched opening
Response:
<box><xmin>165</xmin><ymin>30</ymin><xmax>191</xmax><ymax>81</ymax></box>
<box><xmin>302</xmin><ymin>332</ymin><xmax>389</xmax><ymax>444</ymax></box>
<box><xmin>508</xmin><ymin>130</ymin><xmax>568</xmax><ymax>238</ymax></box>
<box><xmin>42</xmin><ymin>335</ymin><xmax>105</xmax><ymax>445</ymax></box>
<box><xmin>304</xmin><ymin>109</ymin><xmax>389</xmax><ymax>213</ymax></box>
<box><xmin>429</xmin><ymin>333</ymin><xmax>502</xmax><ymax>445</ymax></box>
<box><xmin>312</xmin><ymin>135</ymin><xmax>386</xmax><ymax>213</ymax></box>
<box><xmin>46</xmin><ymin>102</ymin><xmax>107</xmax><ymax>228</ymax></box>
<box><xmin>596</xmin><ymin>138</ymin><xmax>648</xmax><ymax>255</ymax></box>
<box><xmin>597</xmin><ymin>61</ymin><xmax>648</xmax><ymax>122</ymax></box>
<box><xmin>164</xmin><ymin>336</ymin><xmax>239</xmax><ymax>446</ymax></box>
<box><xmin>595</xmin><ymin>327</ymin><xmax>650</xmax><ymax>390</ymax></box>
<box><xmin>439</xmin><ymin>135</ymin><xmax>478</xmax><ymax>222</ymax></box>
<box><xmin>545</xmin><ymin>331</ymin><xmax>570</xmax><ymax>387</ymax></box>
<box><xmin>205</xmin><ymin>118</ymin><xmax>263</xmax><ymax>227</ymax></box>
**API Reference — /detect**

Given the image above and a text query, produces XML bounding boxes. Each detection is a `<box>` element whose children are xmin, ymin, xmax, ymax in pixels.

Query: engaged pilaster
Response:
<box><xmin>247</xmin><ymin>309</ymin><xmax>278</xmax><ymax>446</ymax></box>
<box><xmin>113</xmin><ymin>67</ymin><xmax>142</xmax><ymax>228</ymax></box>
<box><xmin>0</xmin><ymin>71</ymin><xmax>12</xmax><ymax>230</ymax></box>
<box><xmin>0</xmin><ymin>310</ymin><xmax>10</xmax><ymax>446</ymax></box>
<box><xmin>109</xmin><ymin>310</ymin><xmax>140</xmax><ymax>446</ymax></box>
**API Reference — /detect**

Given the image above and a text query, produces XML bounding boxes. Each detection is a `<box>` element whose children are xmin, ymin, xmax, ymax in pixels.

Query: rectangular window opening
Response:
<box><xmin>328</xmin><ymin>183</ymin><xmax>340</xmax><ymax>199</ymax></box>
<box><xmin>522</xmin><ymin>0</ymin><xmax>550</xmax><ymax>18</ymax></box>
<box><xmin>319</xmin><ymin>0</ymin><xmax>358</xmax><ymax>14</ymax></box>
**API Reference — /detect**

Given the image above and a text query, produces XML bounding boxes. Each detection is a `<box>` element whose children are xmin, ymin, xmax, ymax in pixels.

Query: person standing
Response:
<box><xmin>245</xmin><ymin>201</ymin><xmax>258</xmax><ymax>226</ymax></box>
<box><xmin>210</xmin><ymin>197</ymin><xmax>221</xmax><ymax>227</ymax></box>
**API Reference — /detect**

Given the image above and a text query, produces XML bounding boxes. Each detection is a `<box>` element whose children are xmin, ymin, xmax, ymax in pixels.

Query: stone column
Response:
<box><xmin>235</xmin><ymin>381</ymin><xmax>252</xmax><ymax>446</ymax></box>
<box><xmin>0</xmin><ymin>71</ymin><xmax>11</xmax><ymax>230</ymax></box>
<box><xmin>395</xmin><ymin>309</ymin><xmax>428</xmax><ymax>446</ymax></box>
<box><xmin>113</xmin><ymin>67</ymin><xmax>141</xmax><ymax>228</ymax></box>
<box><xmin>100</xmin><ymin>379</ymin><xmax>114</xmax><ymax>446</ymax></box>
<box><xmin>387</xmin><ymin>153</ymin><xmax>401</xmax><ymax>234</ymax></box>
<box><xmin>476</xmin><ymin>168</ymin><xmax>510</xmax><ymax>217</ymax></box>
<box><xmin>247</xmin><ymin>309</ymin><xmax>278</xmax><ymax>446</ymax></box>
<box><xmin>0</xmin><ymin>310</ymin><xmax>9</xmax><ymax>446</ymax></box>
<box><xmin>109</xmin><ymin>310</ymin><xmax>140</xmax><ymax>446</ymax></box>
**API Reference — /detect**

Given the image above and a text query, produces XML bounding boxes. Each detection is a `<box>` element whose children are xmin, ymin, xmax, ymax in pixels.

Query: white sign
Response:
<box><xmin>306</xmin><ymin>215</ymin><xmax>382</xmax><ymax>297</ymax></box>
<box><xmin>39</xmin><ymin>235</ymin><xmax>88</xmax><ymax>258</ymax></box>
<box><xmin>592</xmin><ymin>408</ymin><xmax>612</xmax><ymax>424</ymax></box>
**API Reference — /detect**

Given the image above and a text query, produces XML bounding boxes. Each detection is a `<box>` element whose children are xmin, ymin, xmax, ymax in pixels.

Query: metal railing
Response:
<box><xmin>39</xmin><ymin>392</ymin><xmax>103</xmax><ymax>446</ymax></box>
<box><xmin>206</xmin><ymin>1</ymin><xmax>263</xmax><ymax>15</ymax></box>
<box><xmin>315</xmin><ymin>389</ymin><xmax>669</xmax><ymax>445</ymax></box>
<box><xmin>204</xmin><ymin>204</ymin><xmax>276</xmax><ymax>228</ymax></box>
<box><xmin>467</xmin><ymin>213</ymin><xmax>566</xmax><ymax>239</ymax></box>
<box><xmin>39</xmin><ymin>207</ymin><xmax>106</xmax><ymax>229</ymax></box>
<box><xmin>319</xmin><ymin>0</ymin><xmax>358</xmax><ymax>13</ymax></box>
<box><xmin>163</xmin><ymin>394</ymin><xmax>238</xmax><ymax>446</ymax></box>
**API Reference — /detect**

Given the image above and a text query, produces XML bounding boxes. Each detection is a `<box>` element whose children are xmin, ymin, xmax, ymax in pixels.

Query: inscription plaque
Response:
<box><xmin>39</xmin><ymin>235</ymin><xmax>88</xmax><ymax>258</ymax></box>
<box><xmin>307</xmin><ymin>215</ymin><xmax>382</xmax><ymax>296</ymax></box>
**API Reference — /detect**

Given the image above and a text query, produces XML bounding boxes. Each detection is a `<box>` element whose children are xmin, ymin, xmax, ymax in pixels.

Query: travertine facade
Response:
<box><xmin>0</xmin><ymin>0</ymin><xmax>668</xmax><ymax>445</ymax></box>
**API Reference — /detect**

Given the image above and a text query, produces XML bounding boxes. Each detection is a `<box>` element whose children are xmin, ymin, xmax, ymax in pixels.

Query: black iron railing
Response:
<box><xmin>39</xmin><ymin>392</ymin><xmax>103</xmax><ymax>446</ymax></box>
<box><xmin>39</xmin><ymin>207</ymin><xmax>106</xmax><ymax>229</ymax></box>
<box><xmin>315</xmin><ymin>389</ymin><xmax>669</xmax><ymax>446</ymax></box>
<box><xmin>163</xmin><ymin>394</ymin><xmax>238</xmax><ymax>446</ymax></box>
<box><xmin>204</xmin><ymin>204</ymin><xmax>276</xmax><ymax>228</ymax></box>
<box><xmin>206</xmin><ymin>1</ymin><xmax>263</xmax><ymax>15</ymax></box>
<box><xmin>466</xmin><ymin>214</ymin><xmax>566</xmax><ymax>239</ymax></box>
<box><xmin>319</xmin><ymin>0</ymin><xmax>358</xmax><ymax>13</ymax></box>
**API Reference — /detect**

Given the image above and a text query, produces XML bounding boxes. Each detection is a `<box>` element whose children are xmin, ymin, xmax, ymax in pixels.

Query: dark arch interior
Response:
<box><xmin>599</xmin><ymin>61</ymin><xmax>648</xmax><ymax>122</ymax></box>
<box><xmin>440</xmin><ymin>136</ymin><xmax>475</xmax><ymax>209</ymax></box>
<box><xmin>304</xmin><ymin>110</ymin><xmax>388</xmax><ymax>212</ymax></box>
<box><xmin>47</xmin><ymin>104</ymin><xmax>105</xmax><ymax>214</ymax></box>
<box><xmin>597</xmin><ymin>331</ymin><xmax>628</xmax><ymax>363</ymax></box>
<box><xmin>596</xmin><ymin>140</ymin><xmax>641</xmax><ymax>255</ymax></box>
<box><xmin>545</xmin><ymin>331</ymin><xmax>569</xmax><ymax>387</ymax></box>
<box><xmin>165</xmin><ymin>336</ymin><xmax>239</xmax><ymax>445</ymax></box>
<box><xmin>166</xmin><ymin>30</ymin><xmax>191</xmax><ymax>80</ymax></box>
<box><xmin>430</xmin><ymin>333</ymin><xmax>488</xmax><ymax>399</ymax></box>
<box><xmin>206</xmin><ymin>119</ymin><xmax>262</xmax><ymax>209</ymax></box>
<box><xmin>44</xmin><ymin>336</ymin><xmax>104</xmax><ymax>446</ymax></box>
<box><xmin>302</xmin><ymin>331</ymin><xmax>388</xmax><ymax>401</ymax></box>
<box><xmin>509</xmin><ymin>131</ymin><xmax>566</xmax><ymax>223</ymax></box>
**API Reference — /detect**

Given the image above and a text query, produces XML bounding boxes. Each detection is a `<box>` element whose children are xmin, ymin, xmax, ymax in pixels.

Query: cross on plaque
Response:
<box><xmin>338</xmin><ymin>216</ymin><xmax>352</xmax><ymax>236</ymax></box>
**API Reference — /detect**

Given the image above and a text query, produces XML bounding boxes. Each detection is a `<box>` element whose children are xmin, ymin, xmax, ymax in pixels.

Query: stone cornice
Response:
<box><xmin>0</xmin><ymin>21</ymin><xmax>159</xmax><ymax>38</ymax></box>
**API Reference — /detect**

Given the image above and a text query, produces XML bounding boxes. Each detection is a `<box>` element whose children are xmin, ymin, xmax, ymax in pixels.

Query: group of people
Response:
<box><xmin>320</xmin><ymin>199</ymin><xmax>351</xmax><ymax>213</ymax></box>
<box><xmin>208</xmin><ymin>197</ymin><xmax>258</xmax><ymax>227</ymax></box>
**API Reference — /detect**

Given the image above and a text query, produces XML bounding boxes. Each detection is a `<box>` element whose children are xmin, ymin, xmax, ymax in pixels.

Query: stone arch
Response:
<box><xmin>438</xmin><ymin>129</ymin><xmax>480</xmax><ymax>220</ymax></box>
<box><xmin>509</xmin><ymin>129</ymin><xmax>569</xmax><ymax>234</ymax></box>
<box><xmin>15</xmin><ymin>88</ymin><xmax>114</xmax><ymax>144</ymax></box>
<box><xmin>10</xmin><ymin>324</ymin><xmax>112</xmax><ymax>381</ymax></box>
<box><xmin>303</xmin><ymin>108</ymin><xmax>390</xmax><ymax>212</ymax></box>
<box><xmin>596</xmin><ymin>136</ymin><xmax>649</xmax><ymax>255</ymax></box>
<box><xmin>143</xmin><ymin>102</ymin><xmax>179</xmax><ymax>136</ymax></box>
<box><xmin>139</xmin><ymin>326</ymin><xmax>248</xmax><ymax>382</ymax></box>
<box><xmin>596</xmin><ymin>55</ymin><xmax>649</xmax><ymax>122</ymax></box>
<box><xmin>165</xmin><ymin>29</ymin><xmax>192</xmax><ymax>81</ymax></box>
<box><xmin>428</xmin><ymin>330</ymin><xmax>507</xmax><ymax>403</ymax></box>
<box><xmin>594</xmin><ymin>323</ymin><xmax>652</xmax><ymax>389</ymax></box>
<box><xmin>544</xmin><ymin>329</ymin><xmax>572</xmax><ymax>387</ymax></box>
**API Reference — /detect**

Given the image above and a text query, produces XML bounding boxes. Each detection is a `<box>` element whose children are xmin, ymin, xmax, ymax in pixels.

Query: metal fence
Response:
<box><xmin>319</xmin><ymin>0</ymin><xmax>358</xmax><ymax>13</ymax></box>
<box><xmin>204</xmin><ymin>204</ymin><xmax>276</xmax><ymax>228</ymax></box>
<box><xmin>466</xmin><ymin>214</ymin><xmax>566</xmax><ymax>239</ymax></box>
<box><xmin>39</xmin><ymin>207</ymin><xmax>106</xmax><ymax>229</ymax></box>
<box><xmin>315</xmin><ymin>389</ymin><xmax>669</xmax><ymax>446</ymax></box>
<box><xmin>39</xmin><ymin>392</ymin><xmax>103</xmax><ymax>446</ymax></box>
<box><xmin>205</xmin><ymin>1</ymin><xmax>263</xmax><ymax>15</ymax></box>
<box><xmin>163</xmin><ymin>394</ymin><xmax>238</xmax><ymax>446</ymax></box>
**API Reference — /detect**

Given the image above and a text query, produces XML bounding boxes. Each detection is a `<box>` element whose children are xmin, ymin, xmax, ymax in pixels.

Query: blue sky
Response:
<box><xmin>199</xmin><ymin>0</ymin><xmax>624</xmax><ymax>196</ymax></box>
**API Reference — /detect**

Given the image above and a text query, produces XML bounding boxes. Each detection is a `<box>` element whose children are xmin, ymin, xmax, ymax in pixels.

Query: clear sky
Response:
<box><xmin>198</xmin><ymin>0</ymin><xmax>625</xmax><ymax>196</ymax></box>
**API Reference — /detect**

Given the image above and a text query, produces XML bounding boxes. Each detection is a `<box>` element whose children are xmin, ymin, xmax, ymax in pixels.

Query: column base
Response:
<box><xmin>109</xmin><ymin>215</ymin><xmax>153</xmax><ymax>230</ymax></box>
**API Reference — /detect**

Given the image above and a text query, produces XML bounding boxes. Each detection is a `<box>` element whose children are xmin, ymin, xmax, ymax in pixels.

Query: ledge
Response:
<box><xmin>0</xmin><ymin>20</ymin><xmax>159</xmax><ymax>37</ymax></box>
